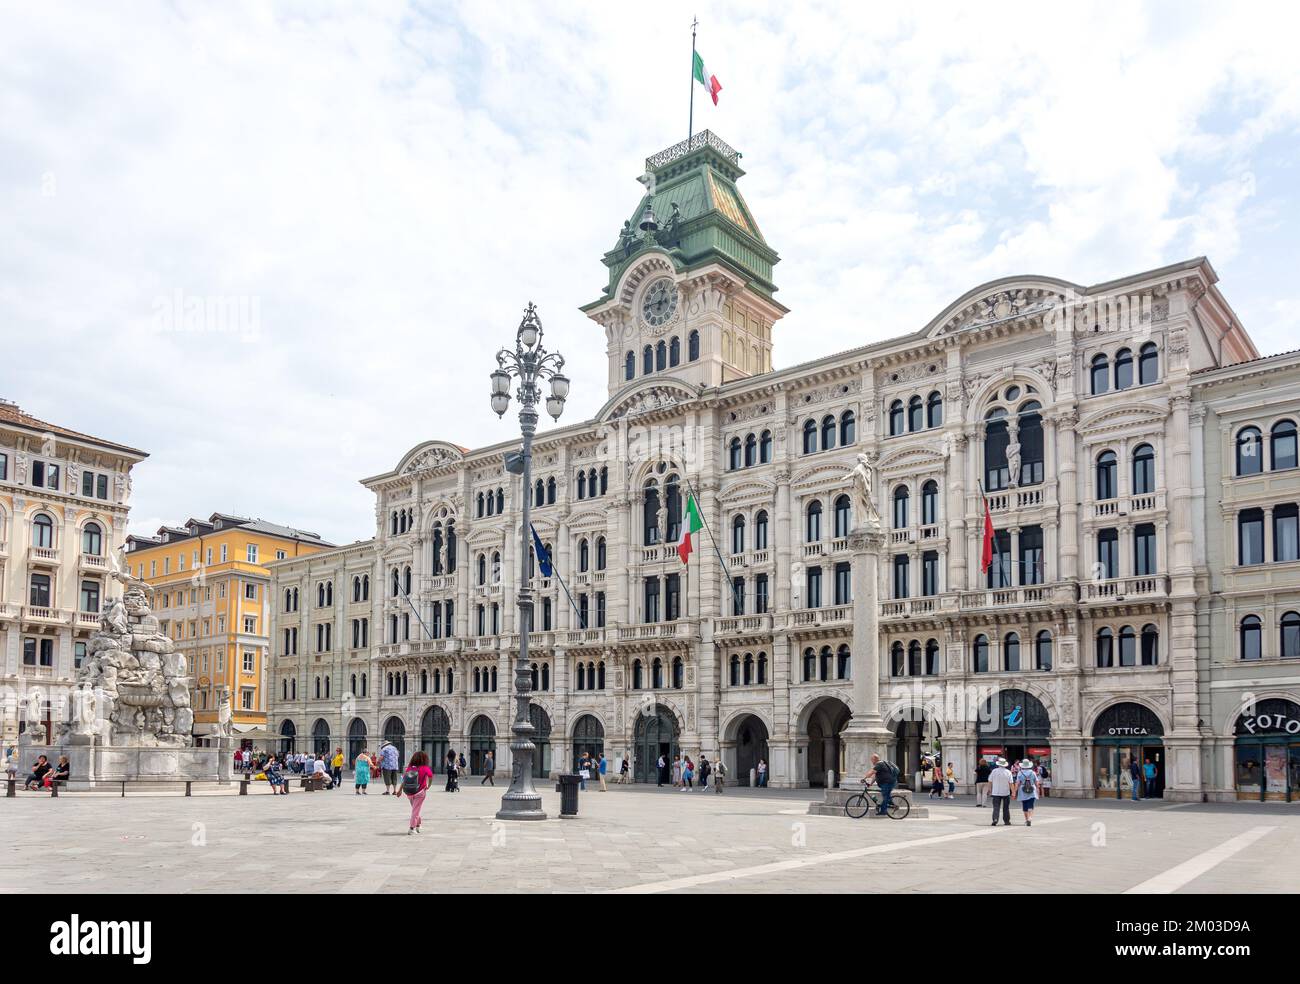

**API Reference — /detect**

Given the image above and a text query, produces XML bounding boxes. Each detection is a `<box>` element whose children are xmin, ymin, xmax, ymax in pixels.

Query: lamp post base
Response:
<box><xmin>496</xmin><ymin>736</ymin><xmax>548</xmax><ymax>821</ymax></box>
<box><xmin>495</xmin><ymin>792</ymin><xmax>547</xmax><ymax>821</ymax></box>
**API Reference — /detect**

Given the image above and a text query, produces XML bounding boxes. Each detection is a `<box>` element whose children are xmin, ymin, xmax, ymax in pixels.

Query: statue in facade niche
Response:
<box><xmin>848</xmin><ymin>452</ymin><xmax>881</xmax><ymax>530</ymax></box>
<box><xmin>1006</xmin><ymin>439</ymin><xmax>1022</xmax><ymax>489</ymax></box>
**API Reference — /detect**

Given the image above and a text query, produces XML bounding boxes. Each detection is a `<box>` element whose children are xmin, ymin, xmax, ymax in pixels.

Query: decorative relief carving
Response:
<box><xmin>405</xmin><ymin>446</ymin><xmax>460</xmax><ymax>474</ymax></box>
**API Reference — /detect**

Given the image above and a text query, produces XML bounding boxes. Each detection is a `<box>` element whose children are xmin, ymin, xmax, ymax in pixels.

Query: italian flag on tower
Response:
<box><xmin>693</xmin><ymin>49</ymin><xmax>722</xmax><ymax>105</ymax></box>
<box><xmin>676</xmin><ymin>493</ymin><xmax>704</xmax><ymax>564</ymax></box>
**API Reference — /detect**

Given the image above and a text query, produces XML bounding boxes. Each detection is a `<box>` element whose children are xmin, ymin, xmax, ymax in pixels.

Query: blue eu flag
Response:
<box><xmin>530</xmin><ymin>524</ymin><xmax>553</xmax><ymax>577</ymax></box>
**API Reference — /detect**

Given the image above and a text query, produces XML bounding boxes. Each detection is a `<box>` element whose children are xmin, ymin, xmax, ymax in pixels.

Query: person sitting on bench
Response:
<box><xmin>25</xmin><ymin>755</ymin><xmax>51</xmax><ymax>790</ymax></box>
<box><xmin>311</xmin><ymin>755</ymin><xmax>333</xmax><ymax>789</ymax></box>
<box><xmin>50</xmin><ymin>755</ymin><xmax>70</xmax><ymax>788</ymax></box>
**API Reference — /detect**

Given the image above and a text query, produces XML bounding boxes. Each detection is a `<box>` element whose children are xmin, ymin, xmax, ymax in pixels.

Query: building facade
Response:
<box><xmin>125</xmin><ymin>514</ymin><xmax>332</xmax><ymax>737</ymax></box>
<box><xmin>0</xmin><ymin>400</ymin><xmax>147</xmax><ymax>744</ymax></box>
<box><xmin>268</xmin><ymin>132</ymin><xmax>1299</xmax><ymax>801</ymax></box>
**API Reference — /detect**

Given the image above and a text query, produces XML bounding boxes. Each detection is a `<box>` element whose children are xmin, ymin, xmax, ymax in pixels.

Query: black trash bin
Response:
<box><xmin>556</xmin><ymin>773</ymin><xmax>580</xmax><ymax>817</ymax></box>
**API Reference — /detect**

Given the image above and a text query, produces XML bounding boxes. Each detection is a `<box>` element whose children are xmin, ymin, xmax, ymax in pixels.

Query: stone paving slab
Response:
<box><xmin>1</xmin><ymin>784</ymin><xmax>1297</xmax><ymax>894</ymax></box>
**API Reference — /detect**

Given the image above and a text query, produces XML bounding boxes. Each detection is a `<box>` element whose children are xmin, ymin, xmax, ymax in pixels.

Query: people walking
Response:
<box><xmin>353</xmin><ymin>749</ymin><xmax>372</xmax><ymax>795</ymax></box>
<box><xmin>656</xmin><ymin>753</ymin><xmax>667</xmax><ymax>787</ymax></box>
<box><xmin>597</xmin><ymin>753</ymin><xmax>608</xmax><ymax>791</ymax></box>
<box><xmin>445</xmin><ymin>749</ymin><xmax>459</xmax><ymax>792</ymax></box>
<box><xmin>672</xmin><ymin>754</ymin><xmax>682</xmax><ymax>788</ymax></box>
<box><xmin>714</xmin><ymin>757</ymin><xmax>726</xmax><ymax>794</ymax></box>
<box><xmin>1129</xmin><ymin>757</ymin><xmax>1142</xmax><ymax>801</ymax></box>
<box><xmin>400</xmin><ymin>751</ymin><xmax>433</xmax><ymax>834</ymax></box>
<box><xmin>379</xmin><ymin>740</ymin><xmax>400</xmax><ymax>795</ymax></box>
<box><xmin>458</xmin><ymin>752</ymin><xmax>468</xmax><ymax>782</ymax></box>
<box><xmin>756</xmin><ymin>759</ymin><xmax>768</xmax><ymax>787</ymax></box>
<box><xmin>698</xmin><ymin>755</ymin><xmax>710</xmax><ymax>791</ymax></box>
<box><xmin>1014</xmin><ymin>759</ymin><xmax>1039</xmax><ymax>826</ymax></box>
<box><xmin>681</xmin><ymin>756</ymin><xmax>694</xmax><ymax>791</ymax></box>
<box><xmin>945</xmin><ymin>762</ymin><xmax>957</xmax><ymax>799</ymax></box>
<box><xmin>481</xmin><ymin>750</ymin><xmax>495</xmax><ymax>786</ymax></box>
<box><xmin>975</xmin><ymin>758</ymin><xmax>991</xmax><ymax>807</ymax></box>
<box><xmin>989</xmin><ymin>757</ymin><xmax>1013</xmax><ymax>826</ymax></box>
<box><xmin>928</xmin><ymin>760</ymin><xmax>944</xmax><ymax>799</ymax></box>
<box><xmin>331</xmin><ymin>747</ymin><xmax>344</xmax><ymax>788</ymax></box>
<box><xmin>619</xmin><ymin>755</ymin><xmax>631</xmax><ymax>784</ymax></box>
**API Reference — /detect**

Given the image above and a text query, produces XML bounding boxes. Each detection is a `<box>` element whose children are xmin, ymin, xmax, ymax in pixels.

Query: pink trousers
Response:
<box><xmin>408</xmin><ymin>788</ymin><xmax>427</xmax><ymax>828</ymax></box>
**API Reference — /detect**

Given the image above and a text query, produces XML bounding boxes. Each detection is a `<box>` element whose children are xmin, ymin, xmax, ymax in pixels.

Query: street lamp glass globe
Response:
<box><xmin>545</xmin><ymin>396</ymin><xmax>564</xmax><ymax>421</ymax></box>
<box><xmin>490</xmin><ymin>368</ymin><xmax>512</xmax><ymax>396</ymax></box>
<box><xmin>491</xmin><ymin>393</ymin><xmax>510</xmax><ymax>416</ymax></box>
<box><xmin>519</xmin><ymin>323</ymin><xmax>540</xmax><ymax>349</ymax></box>
<box><xmin>549</xmin><ymin>373</ymin><xmax>570</xmax><ymax>400</ymax></box>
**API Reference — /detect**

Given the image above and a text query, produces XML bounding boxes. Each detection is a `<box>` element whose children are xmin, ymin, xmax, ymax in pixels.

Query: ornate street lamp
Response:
<box><xmin>489</xmin><ymin>302</ymin><xmax>568</xmax><ymax>820</ymax></box>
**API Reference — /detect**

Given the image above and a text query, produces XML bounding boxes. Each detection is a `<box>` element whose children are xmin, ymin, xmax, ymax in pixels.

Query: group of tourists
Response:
<box><xmin>922</xmin><ymin>755</ymin><xmax>958</xmax><ymax>799</ymax></box>
<box><xmin>972</xmin><ymin>757</ymin><xmax>1051</xmax><ymax>808</ymax></box>
<box><xmin>985</xmin><ymin>758</ymin><xmax>1042</xmax><ymax>826</ymax></box>
<box><xmin>653</xmin><ymin>752</ymin><xmax>729</xmax><ymax>792</ymax></box>
<box><xmin>5</xmin><ymin>750</ymin><xmax>70</xmax><ymax>791</ymax></box>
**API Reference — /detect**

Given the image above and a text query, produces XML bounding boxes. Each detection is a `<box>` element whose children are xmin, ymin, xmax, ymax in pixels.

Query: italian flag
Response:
<box><xmin>676</xmin><ymin>493</ymin><xmax>704</xmax><ymax>564</ymax></box>
<box><xmin>693</xmin><ymin>50</ymin><xmax>722</xmax><ymax>105</ymax></box>
<box><xmin>980</xmin><ymin>490</ymin><xmax>995</xmax><ymax>573</ymax></box>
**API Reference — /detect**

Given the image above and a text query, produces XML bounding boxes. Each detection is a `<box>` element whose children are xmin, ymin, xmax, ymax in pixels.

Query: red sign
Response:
<box><xmin>1028</xmin><ymin>746</ymin><xmax>1051</xmax><ymax>757</ymax></box>
<box><xmin>979</xmin><ymin>746</ymin><xmax>1003</xmax><ymax>755</ymax></box>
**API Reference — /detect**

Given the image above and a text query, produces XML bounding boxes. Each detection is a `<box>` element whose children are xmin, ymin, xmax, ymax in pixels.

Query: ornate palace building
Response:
<box><xmin>0</xmin><ymin>400</ymin><xmax>147</xmax><ymax>744</ymax></box>
<box><xmin>268</xmin><ymin>132</ymin><xmax>1300</xmax><ymax>801</ymax></box>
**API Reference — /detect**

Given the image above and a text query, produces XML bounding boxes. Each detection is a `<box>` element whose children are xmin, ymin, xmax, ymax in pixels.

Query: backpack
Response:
<box><xmin>716</xmin><ymin>762</ymin><xmax>726</xmax><ymax>777</ymax></box>
<box><xmin>882</xmin><ymin>761</ymin><xmax>901</xmax><ymax>784</ymax></box>
<box><xmin>1019</xmin><ymin>771</ymin><xmax>1037</xmax><ymax>797</ymax></box>
<box><xmin>401</xmin><ymin>768</ymin><xmax>421</xmax><ymax>795</ymax></box>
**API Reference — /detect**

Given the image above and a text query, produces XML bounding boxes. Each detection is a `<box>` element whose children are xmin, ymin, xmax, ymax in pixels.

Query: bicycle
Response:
<box><xmin>845</xmin><ymin>781</ymin><xmax>910</xmax><ymax>820</ymax></box>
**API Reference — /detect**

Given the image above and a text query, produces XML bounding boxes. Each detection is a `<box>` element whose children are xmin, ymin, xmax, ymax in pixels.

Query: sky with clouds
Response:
<box><xmin>2</xmin><ymin>1</ymin><xmax>1297</xmax><ymax>545</ymax></box>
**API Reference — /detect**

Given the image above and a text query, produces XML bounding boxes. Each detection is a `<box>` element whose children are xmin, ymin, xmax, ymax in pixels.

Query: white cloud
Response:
<box><xmin>1</xmin><ymin>0</ymin><xmax>1297</xmax><ymax>542</ymax></box>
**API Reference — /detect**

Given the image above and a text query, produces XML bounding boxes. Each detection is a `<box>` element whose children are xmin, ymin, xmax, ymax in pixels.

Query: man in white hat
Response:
<box><xmin>989</xmin><ymin>757</ymin><xmax>1014</xmax><ymax>826</ymax></box>
<box><xmin>1014</xmin><ymin>759</ymin><xmax>1039</xmax><ymax>826</ymax></box>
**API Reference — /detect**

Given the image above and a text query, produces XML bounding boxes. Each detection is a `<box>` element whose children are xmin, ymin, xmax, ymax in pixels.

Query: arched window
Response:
<box><xmin>1091</xmin><ymin>353</ymin><xmax>1110</xmax><ymax>395</ymax></box>
<box><xmin>890</xmin><ymin>642</ymin><xmax>904</xmax><ymax>677</ymax></box>
<box><xmin>1035</xmin><ymin>630</ymin><xmax>1053</xmax><ymax>670</ymax></box>
<box><xmin>1281</xmin><ymin>611</ymin><xmax>1300</xmax><ymax>659</ymax></box>
<box><xmin>643</xmin><ymin>345</ymin><xmax>653</xmax><ymax>375</ymax></box>
<box><xmin>1017</xmin><ymin>401</ymin><xmax>1044</xmax><ymax>487</ymax></box>
<box><xmin>837</xmin><ymin>644</ymin><xmax>851</xmax><ymax>679</ymax></box>
<box><xmin>924</xmin><ymin>639</ymin><xmax>939</xmax><ymax>675</ymax></box>
<box><xmin>834</xmin><ymin>494</ymin><xmax>851</xmax><ymax>538</ymax></box>
<box><xmin>907</xmin><ymin>641</ymin><xmax>921</xmax><ymax>676</ymax></box>
<box><xmin>1096</xmin><ymin>627</ymin><xmax>1114</xmax><ymax>667</ymax></box>
<box><xmin>1114</xmin><ymin>348</ymin><xmax>1134</xmax><ymax>390</ymax></box>
<box><xmin>803</xmin><ymin>647</ymin><xmax>816</xmax><ymax>681</ymax></box>
<box><xmin>1132</xmin><ymin>444</ymin><xmax>1155</xmax><ymax>495</ymax></box>
<box><xmin>802</xmin><ymin>419</ymin><xmax>817</xmax><ymax>454</ymax></box>
<box><xmin>754</xmin><ymin>511</ymin><xmax>769</xmax><ymax>550</ymax></box>
<box><xmin>599</xmin><ymin>467</ymin><xmax>608</xmax><ymax>495</ymax></box>
<box><xmin>742</xmin><ymin>653</ymin><xmax>753</xmax><ymax>685</ymax></box>
<box><xmin>81</xmin><ymin>522</ymin><xmax>102</xmax><ymax>556</ymax></box>
<box><xmin>728</xmin><ymin>438</ymin><xmax>742</xmax><ymax>471</ymax></box>
<box><xmin>1272</xmin><ymin>420</ymin><xmax>1298</xmax><ymax>471</ymax></box>
<box><xmin>669</xmin><ymin>336</ymin><xmax>681</xmax><ymax>367</ymax></box>
<box><xmin>984</xmin><ymin>408</ymin><xmax>1009</xmax><ymax>491</ymax></box>
<box><xmin>476</xmin><ymin>492</ymin><xmax>485</xmax><ymax>517</ymax></box>
<box><xmin>1138</xmin><ymin>342</ymin><xmax>1158</xmax><ymax>384</ymax></box>
<box><xmin>972</xmin><ymin>634</ymin><xmax>989</xmax><ymax>673</ymax></box>
<box><xmin>840</xmin><ymin>410</ymin><xmax>855</xmax><ymax>445</ymax></box>
<box><xmin>729</xmin><ymin>654</ymin><xmax>740</xmax><ymax>687</ymax></box>
<box><xmin>926</xmin><ymin>390</ymin><xmax>943</xmax><ymax>429</ymax></box>
<box><xmin>821</xmin><ymin>415</ymin><xmax>836</xmax><ymax>451</ymax></box>
<box><xmin>655</xmin><ymin>340</ymin><xmax>667</xmax><ymax>372</ymax></box>
<box><xmin>688</xmin><ymin>330</ymin><xmax>700</xmax><ymax>361</ymax></box>
<box><xmin>643</xmin><ymin>480</ymin><xmax>660</xmax><ymax>545</ymax></box>
<box><xmin>495</xmin><ymin>489</ymin><xmax>503</xmax><ymax>514</ymax></box>
<box><xmin>32</xmin><ymin>513</ymin><xmax>54</xmax><ymax>549</ymax></box>
<box><xmin>892</xmin><ymin>486</ymin><xmax>909</xmax><ymax>529</ymax></box>
<box><xmin>1118</xmin><ymin>625</ymin><xmax>1137</xmax><ymax>666</ymax></box>
<box><xmin>744</xmin><ymin>434</ymin><xmax>757</xmax><ymax>468</ymax></box>
<box><xmin>534</xmin><ymin>478</ymin><xmax>544</xmax><ymax>507</ymax></box>
<box><xmin>731</xmin><ymin>515</ymin><xmax>745</xmax><ymax>555</ymax></box>
<box><xmin>547</xmin><ymin>477</ymin><xmax>556</xmax><ymax>504</ymax></box>
<box><xmin>632</xmin><ymin>659</ymin><xmax>643</xmax><ymax>689</ymax></box>
<box><xmin>888</xmin><ymin>400</ymin><xmax>904</xmax><ymax>436</ymax></box>
<box><xmin>908</xmin><ymin>395</ymin><xmax>923</xmax><ymax>432</ymax></box>
<box><xmin>577</xmin><ymin>471</ymin><xmax>587</xmax><ymax>499</ymax></box>
<box><xmin>596</xmin><ymin>537</ymin><xmax>607</xmax><ymax>570</ymax></box>
<box><xmin>759</xmin><ymin>430</ymin><xmax>773</xmax><ymax>463</ymax></box>
<box><xmin>819</xmin><ymin>646</ymin><xmax>832</xmax><ymax>681</ymax></box>
<box><xmin>805</xmin><ymin>500</ymin><xmax>822</xmax><ymax>542</ymax></box>
<box><xmin>403</xmin><ymin>567</ymin><xmax>411</xmax><ymax>595</ymax></box>
<box><xmin>1004</xmin><ymin>632</ymin><xmax>1021</xmax><ymax>672</ymax></box>
<box><xmin>624</xmin><ymin>351</ymin><xmax>635</xmax><ymax>380</ymax></box>
<box><xmin>1237</xmin><ymin>426</ymin><xmax>1263</xmax><ymax>475</ymax></box>
<box><xmin>1096</xmin><ymin>450</ymin><xmax>1118</xmax><ymax>500</ymax></box>
<box><xmin>757</xmin><ymin>652</ymin><xmax>767</xmax><ymax>684</ymax></box>
<box><xmin>1241</xmin><ymin>615</ymin><xmax>1262</xmax><ymax>661</ymax></box>
<box><xmin>921</xmin><ymin>480</ymin><xmax>939</xmax><ymax>526</ymax></box>
<box><xmin>579</xmin><ymin>538</ymin><xmax>590</xmax><ymax>572</ymax></box>
<box><xmin>1140</xmin><ymin>624</ymin><xmax>1159</xmax><ymax>665</ymax></box>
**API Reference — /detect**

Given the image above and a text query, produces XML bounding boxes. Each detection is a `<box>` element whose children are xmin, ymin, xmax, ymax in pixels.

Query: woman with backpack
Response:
<box><xmin>1014</xmin><ymin>758</ymin><xmax>1039</xmax><ymax>826</ymax></box>
<box><xmin>928</xmin><ymin>761</ymin><xmax>944</xmax><ymax>799</ymax></box>
<box><xmin>400</xmin><ymin>751</ymin><xmax>433</xmax><ymax>834</ymax></box>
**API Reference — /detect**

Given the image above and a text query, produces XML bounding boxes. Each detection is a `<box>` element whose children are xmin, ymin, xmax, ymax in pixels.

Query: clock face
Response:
<box><xmin>641</xmin><ymin>277</ymin><xmax>679</xmax><ymax>328</ymax></box>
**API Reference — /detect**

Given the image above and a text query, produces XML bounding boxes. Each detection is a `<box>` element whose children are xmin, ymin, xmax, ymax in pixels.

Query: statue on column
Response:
<box><xmin>847</xmin><ymin>452</ymin><xmax>881</xmax><ymax>530</ymax></box>
<box><xmin>1005</xmin><ymin>420</ymin><xmax>1021</xmax><ymax>489</ymax></box>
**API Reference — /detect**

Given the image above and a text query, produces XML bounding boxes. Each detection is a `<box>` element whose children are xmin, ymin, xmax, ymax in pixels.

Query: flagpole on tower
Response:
<box><xmin>688</xmin><ymin>15</ymin><xmax>698</xmax><ymax>145</ymax></box>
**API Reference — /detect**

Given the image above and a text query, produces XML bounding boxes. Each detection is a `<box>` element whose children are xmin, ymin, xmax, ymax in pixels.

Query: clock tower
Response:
<box><xmin>581</xmin><ymin>131</ymin><xmax>787</xmax><ymax>401</ymax></box>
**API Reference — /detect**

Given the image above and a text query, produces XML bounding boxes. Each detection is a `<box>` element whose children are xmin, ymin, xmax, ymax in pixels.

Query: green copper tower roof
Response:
<box><xmin>582</xmin><ymin>131</ymin><xmax>781</xmax><ymax>311</ymax></box>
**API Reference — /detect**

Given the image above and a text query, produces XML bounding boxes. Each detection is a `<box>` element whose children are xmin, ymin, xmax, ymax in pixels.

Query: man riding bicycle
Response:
<box><xmin>864</xmin><ymin>753</ymin><xmax>899</xmax><ymax>816</ymax></box>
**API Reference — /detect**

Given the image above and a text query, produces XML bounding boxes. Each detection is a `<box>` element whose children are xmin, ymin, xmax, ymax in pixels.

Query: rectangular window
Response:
<box><xmin>246</xmin><ymin>544</ymin><xmax>258</xmax><ymax>564</ymax></box>
<box><xmin>666</xmin><ymin>574</ymin><xmax>681</xmax><ymax>621</ymax></box>
<box><xmin>74</xmin><ymin>641</ymin><xmax>87</xmax><ymax>669</ymax></box>
<box><xmin>755</xmin><ymin>574</ymin><xmax>769</xmax><ymax>614</ymax></box>
<box><xmin>1275</xmin><ymin>505</ymin><xmax>1299</xmax><ymax>563</ymax></box>
<box><xmin>922</xmin><ymin>551</ymin><xmax>939</xmax><ymax>596</ymax></box>
<box><xmin>987</xmin><ymin>531</ymin><xmax>1012</xmax><ymax>588</ymax></box>
<box><xmin>80</xmin><ymin>580</ymin><xmax>100</xmax><ymax>613</ymax></box>
<box><xmin>1239</xmin><ymin>510</ymin><xmax>1265</xmax><ymax>566</ymax></box>
<box><xmin>244</xmin><ymin>583</ymin><xmax>257</xmax><ymax>600</ymax></box>
<box><xmin>1020</xmin><ymin>526</ymin><xmax>1044</xmax><ymax>585</ymax></box>
<box><xmin>807</xmin><ymin>566</ymin><xmax>823</xmax><ymax>608</ymax></box>
<box><xmin>834</xmin><ymin>561</ymin><xmax>852</xmax><ymax>606</ymax></box>
<box><xmin>276</xmin><ymin>550</ymin><xmax>286</xmax><ymax>560</ymax></box>
<box><xmin>892</xmin><ymin>555</ymin><xmax>909</xmax><ymax>599</ymax></box>
<box><xmin>732</xmin><ymin>577</ymin><xmax>745</xmax><ymax>616</ymax></box>
<box><xmin>32</xmin><ymin>460</ymin><xmax>44</xmax><ymax>487</ymax></box>
<box><xmin>243</xmin><ymin>651</ymin><xmax>255</xmax><ymax>673</ymax></box>
<box><xmin>0</xmin><ymin>452</ymin><xmax>6</xmax><ymax>480</ymax></box>
<box><xmin>241</xmin><ymin>687</ymin><xmax>255</xmax><ymax>711</ymax></box>
<box><xmin>220</xmin><ymin>544</ymin><xmax>228</xmax><ymax>563</ymax></box>
<box><xmin>163</xmin><ymin>557</ymin><xmax>170</xmax><ymax>575</ymax></box>
<box><xmin>23</xmin><ymin>638</ymin><xmax>36</xmax><ymax>665</ymax></box>
<box><xmin>82</xmin><ymin>471</ymin><xmax>94</xmax><ymax>496</ymax></box>
<box><xmin>243</xmin><ymin>616</ymin><xmax>256</xmax><ymax>633</ymax></box>
<box><xmin>578</xmin><ymin>593</ymin><xmax>590</xmax><ymax>627</ymax></box>
<box><xmin>1134</xmin><ymin>523</ymin><xmax>1157</xmax><ymax>576</ymax></box>
<box><xmin>96</xmin><ymin>473</ymin><xmax>108</xmax><ymax>499</ymax></box>
<box><xmin>29</xmin><ymin>574</ymin><xmax>51</xmax><ymax>608</ymax></box>
<box><xmin>644</xmin><ymin>577</ymin><xmax>661</xmax><ymax>622</ymax></box>
<box><xmin>596</xmin><ymin>592</ymin><xmax>606</xmax><ymax>628</ymax></box>
<box><xmin>1098</xmin><ymin>529</ymin><xmax>1119</xmax><ymax>579</ymax></box>
<box><xmin>39</xmin><ymin>638</ymin><xmax>54</xmax><ymax>666</ymax></box>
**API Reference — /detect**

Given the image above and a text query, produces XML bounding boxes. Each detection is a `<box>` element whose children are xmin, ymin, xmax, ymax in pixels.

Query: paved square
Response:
<box><xmin>3</xmin><ymin>784</ymin><xmax>1298</xmax><ymax>893</ymax></box>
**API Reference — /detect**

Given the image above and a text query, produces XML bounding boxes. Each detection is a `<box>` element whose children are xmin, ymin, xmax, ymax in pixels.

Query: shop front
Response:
<box><xmin>1091</xmin><ymin>702</ymin><xmax>1164</xmax><ymax>799</ymax></box>
<box><xmin>1234</xmin><ymin>698</ymin><xmax>1300</xmax><ymax>802</ymax></box>
<box><xmin>975</xmin><ymin>689</ymin><xmax>1052</xmax><ymax>772</ymax></box>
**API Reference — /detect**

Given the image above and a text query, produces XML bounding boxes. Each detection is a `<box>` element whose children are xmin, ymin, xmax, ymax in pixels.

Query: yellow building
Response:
<box><xmin>125</xmin><ymin>513</ymin><xmax>331</xmax><ymax>738</ymax></box>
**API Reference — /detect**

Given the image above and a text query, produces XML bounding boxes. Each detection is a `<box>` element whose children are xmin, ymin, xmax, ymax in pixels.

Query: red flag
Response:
<box><xmin>980</xmin><ymin>490</ymin><xmax>995</xmax><ymax>574</ymax></box>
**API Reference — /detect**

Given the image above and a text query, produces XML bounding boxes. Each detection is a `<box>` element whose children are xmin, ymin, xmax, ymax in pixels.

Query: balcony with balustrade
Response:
<box><xmin>1081</xmin><ymin>574</ymin><xmax>1169</xmax><ymax>605</ymax></box>
<box><xmin>79</xmin><ymin>552</ymin><xmax>108</xmax><ymax>572</ymax></box>
<box><xmin>27</xmin><ymin>545</ymin><xmax>58</xmax><ymax>568</ymax></box>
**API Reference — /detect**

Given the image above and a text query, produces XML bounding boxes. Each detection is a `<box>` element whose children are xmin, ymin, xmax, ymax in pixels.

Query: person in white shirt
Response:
<box><xmin>312</xmin><ymin>755</ymin><xmax>332</xmax><ymax>788</ymax></box>
<box><xmin>989</xmin><ymin>757</ymin><xmax>1014</xmax><ymax>826</ymax></box>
